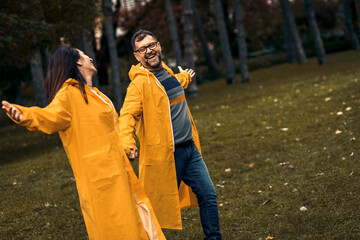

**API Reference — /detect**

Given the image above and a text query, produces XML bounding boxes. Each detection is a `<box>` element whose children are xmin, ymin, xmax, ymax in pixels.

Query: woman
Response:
<box><xmin>2</xmin><ymin>46</ymin><xmax>165</xmax><ymax>240</ymax></box>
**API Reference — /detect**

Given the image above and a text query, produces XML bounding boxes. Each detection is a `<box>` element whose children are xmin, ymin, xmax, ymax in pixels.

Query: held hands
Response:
<box><xmin>178</xmin><ymin>66</ymin><xmax>195</xmax><ymax>78</ymax></box>
<box><xmin>2</xmin><ymin>101</ymin><xmax>23</xmax><ymax>121</ymax></box>
<box><xmin>128</xmin><ymin>147</ymin><xmax>138</xmax><ymax>161</ymax></box>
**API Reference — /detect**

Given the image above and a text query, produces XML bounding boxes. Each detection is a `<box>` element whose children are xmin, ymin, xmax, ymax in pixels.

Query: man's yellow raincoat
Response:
<box><xmin>119</xmin><ymin>63</ymin><xmax>200</xmax><ymax>229</ymax></box>
<box><xmin>8</xmin><ymin>79</ymin><xmax>166</xmax><ymax>240</ymax></box>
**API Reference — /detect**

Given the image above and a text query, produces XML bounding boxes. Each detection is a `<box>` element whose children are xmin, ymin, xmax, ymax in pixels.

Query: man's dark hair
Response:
<box><xmin>131</xmin><ymin>29</ymin><xmax>157</xmax><ymax>51</ymax></box>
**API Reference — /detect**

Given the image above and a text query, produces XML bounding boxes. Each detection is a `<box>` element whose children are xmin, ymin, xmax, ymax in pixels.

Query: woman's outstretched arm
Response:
<box><xmin>2</xmin><ymin>87</ymin><xmax>72</xmax><ymax>134</ymax></box>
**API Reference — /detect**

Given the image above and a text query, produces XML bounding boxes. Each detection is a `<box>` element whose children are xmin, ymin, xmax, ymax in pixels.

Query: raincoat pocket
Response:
<box><xmin>143</xmin><ymin>119</ymin><xmax>161</xmax><ymax>146</ymax></box>
<box><xmin>82</xmin><ymin>147</ymin><xmax>123</xmax><ymax>183</ymax></box>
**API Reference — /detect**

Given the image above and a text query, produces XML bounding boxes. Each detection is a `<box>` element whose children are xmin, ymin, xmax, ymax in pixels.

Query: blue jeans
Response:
<box><xmin>174</xmin><ymin>141</ymin><xmax>222</xmax><ymax>240</ymax></box>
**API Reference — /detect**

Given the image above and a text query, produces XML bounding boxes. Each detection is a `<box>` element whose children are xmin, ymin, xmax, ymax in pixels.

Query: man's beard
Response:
<box><xmin>144</xmin><ymin>51</ymin><xmax>162</xmax><ymax>69</ymax></box>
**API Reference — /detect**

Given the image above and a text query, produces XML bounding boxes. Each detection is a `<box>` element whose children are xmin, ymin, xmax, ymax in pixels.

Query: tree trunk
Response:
<box><xmin>213</xmin><ymin>0</ymin><xmax>236</xmax><ymax>84</ymax></box>
<box><xmin>182</xmin><ymin>0</ymin><xmax>198</xmax><ymax>99</ymax></box>
<box><xmin>234</xmin><ymin>0</ymin><xmax>250</xmax><ymax>83</ymax></box>
<box><xmin>190</xmin><ymin>0</ymin><xmax>218</xmax><ymax>78</ymax></box>
<box><xmin>354</xmin><ymin>0</ymin><xmax>360</xmax><ymax>28</ymax></box>
<box><xmin>304</xmin><ymin>0</ymin><xmax>327</xmax><ymax>65</ymax></box>
<box><xmin>30</xmin><ymin>48</ymin><xmax>47</xmax><ymax>107</ymax></box>
<box><xmin>164</xmin><ymin>0</ymin><xmax>182</xmax><ymax>66</ymax></box>
<box><xmin>281</xmin><ymin>7</ymin><xmax>297</xmax><ymax>63</ymax></box>
<box><xmin>103</xmin><ymin>0</ymin><xmax>123</xmax><ymax>110</ymax></box>
<box><xmin>279</xmin><ymin>0</ymin><xmax>307</xmax><ymax>64</ymax></box>
<box><xmin>343</xmin><ymin>0</ymin><xmax>360</xmax><ymax>50</ymax></box>
<box><xmin>83</xmin><ymin>29</ymin><xmax>100</xmax><ymax>87</ymax></box>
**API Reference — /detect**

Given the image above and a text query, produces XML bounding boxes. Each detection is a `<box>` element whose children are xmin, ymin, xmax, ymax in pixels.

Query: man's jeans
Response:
<box><xmin>174</xmin><ymin>141</ymin><xmax>222</xmax><ymax>240</ymax></box>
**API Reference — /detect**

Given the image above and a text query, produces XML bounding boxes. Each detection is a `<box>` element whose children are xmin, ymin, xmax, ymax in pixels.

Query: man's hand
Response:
<box><xmin>178</xmin><ymin>66</ymin><xmax>195</xmax><ymax>78</ymax></box>
<box><xmin>2</xmin><ymin>101</ymin><xmax>23</xmax><ymax>121</ymax></box>
<box><xmin>128</xmin><ymin>147</ymin><xmax>138</xmax><ymax>161</ymax></box>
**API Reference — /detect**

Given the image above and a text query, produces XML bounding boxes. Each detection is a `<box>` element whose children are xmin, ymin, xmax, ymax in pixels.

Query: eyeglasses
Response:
<box><xmin>134</xmin><ymin>42</ymin><xmax>158</xmax><ymax>54</ymax></box>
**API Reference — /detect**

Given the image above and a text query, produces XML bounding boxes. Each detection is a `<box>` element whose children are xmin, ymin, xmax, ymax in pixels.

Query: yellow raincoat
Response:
<box><xmin>8</xmin><ymin>79</ymin><xmax>166</xmax><ymax>240</ymax></box>
<box><xmin>119</xmin><ymin>63</ymin><xmax>200</xmax><ymax>229</ymax></box>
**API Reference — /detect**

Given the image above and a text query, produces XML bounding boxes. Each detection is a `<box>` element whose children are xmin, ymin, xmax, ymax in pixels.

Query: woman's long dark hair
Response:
<box><xmin>44</xmin><ymin>46</ymin><xmax>88</xmax><ymax>103</ymax></box>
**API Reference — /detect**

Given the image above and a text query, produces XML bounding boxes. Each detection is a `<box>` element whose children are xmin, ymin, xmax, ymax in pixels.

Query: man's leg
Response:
<box><xmin>180</xmin><ymin>142</ymin><xmax>222</xmax><ymax>240</ymax></box>
<box><xmin>174</xmin><ymin>146</ymin><xmax>190</xmax><ymax>187</ymax></box>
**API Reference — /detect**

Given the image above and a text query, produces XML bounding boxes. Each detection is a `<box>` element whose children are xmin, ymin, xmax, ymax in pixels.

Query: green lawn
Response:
<box><xmin>1</xmin><ymin>50</ymin><xmax>360</xmax><ymax>239</ymax></box>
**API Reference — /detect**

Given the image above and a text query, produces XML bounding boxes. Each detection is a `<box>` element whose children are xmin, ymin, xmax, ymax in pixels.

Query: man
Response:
<box><xmin>119</xmin><ymin>29</ymin><xmax>222</xmax><ymax>240</ymax></box>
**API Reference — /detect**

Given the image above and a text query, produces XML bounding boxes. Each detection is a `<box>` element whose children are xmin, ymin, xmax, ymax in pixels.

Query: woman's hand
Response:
<box><xmin>2</xmin><ymin>101</ymin><xmax>23</xmax><ymax>121</ymax></box>
<box><xmin>128</xmin><ymin>147</ymin><xmax>138</xmax><ymax>161</ymax></box>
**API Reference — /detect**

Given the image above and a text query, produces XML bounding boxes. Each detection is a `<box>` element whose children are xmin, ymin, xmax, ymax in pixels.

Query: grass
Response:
<box><xmin>1</xmin><ymin>50</ymin><xmax>360</xmax><ymax>239</ymax></box>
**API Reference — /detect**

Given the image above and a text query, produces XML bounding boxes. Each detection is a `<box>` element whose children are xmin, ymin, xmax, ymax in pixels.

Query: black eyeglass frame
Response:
<box><xmin>134</xmin><ymin>41</ymin><xmax>159</xmax><ymax>54</ymax></box>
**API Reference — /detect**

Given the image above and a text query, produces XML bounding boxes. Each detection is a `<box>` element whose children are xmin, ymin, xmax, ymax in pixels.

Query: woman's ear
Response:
<box><xmin>76</xmin><ymin>59</ymin><xmax>82</xmax><ymax>66</ymax></box>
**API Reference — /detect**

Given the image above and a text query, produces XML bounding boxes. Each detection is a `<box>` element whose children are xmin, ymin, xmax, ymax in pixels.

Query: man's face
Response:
<box><xmin>133</xmin><ymin>35</ymin><xmax>162</xmax><ymax>70</ymax></box>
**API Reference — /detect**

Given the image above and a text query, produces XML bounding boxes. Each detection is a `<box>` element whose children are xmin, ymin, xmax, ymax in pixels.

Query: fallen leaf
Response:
<box><xmin>325</xmin><ymin>97</ymin><xmax>331</xmax><ymax>102</ymax></box>
<box><xmin>281</xmin><ymin>128</ymin><xmax>289</xmax><ymax>131</ymax></box>
<box><xmin>337</xmin><ymin>112</ymin><xmax>343</xmax><ymax>116</ymax></box>
<box><xmin>249</xmin><ymin>163</ymin><xmax>255</xmax><ymax>168</ymax></box>
<box><xmin>225</xmin><ymin>168</ymin><xmax>231</xmax><ymax>172</ymax></box>
<box><xmin>335</xmin><ymin>130</ymin><xmax>342</xmax><ymax>135</ymax></box>
<box><xmin>346</xmin><ymin>107</ymin><xmax>352</xmax><ymax>111</ymax></box>
<box><xmin>300</xmin><ymin>206</ymin><xmax>308</xmax><ymax>211</ymax></box>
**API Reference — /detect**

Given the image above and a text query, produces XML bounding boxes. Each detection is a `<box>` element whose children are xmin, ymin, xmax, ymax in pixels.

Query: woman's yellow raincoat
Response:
<box><xmin>119</xmin><ymin>63</ymin><xmax>200</xmax><ymax>229</ymax></box>
<box><xmin>8</xmin><ymin>79</ymin><xmax>166</xmax><ymax>240</ymax></box>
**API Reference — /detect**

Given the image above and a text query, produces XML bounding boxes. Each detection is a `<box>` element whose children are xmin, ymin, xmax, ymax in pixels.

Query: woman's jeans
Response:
<box><xmin>174</xmin><ymin>141</ymin><xmax>222</xmax><ymax>240</ymax></box>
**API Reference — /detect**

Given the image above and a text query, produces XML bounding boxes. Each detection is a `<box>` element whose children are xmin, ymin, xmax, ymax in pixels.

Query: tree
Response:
<box><xmin>280</xmin><ymin>6</ymin><xmax>297</xmax><ymax>62</ymax></box>
<box><xmin>0</xmin><ymin>0</ymin><xmax>99</xmax><ymax>105</ymax></box>
<box><xmin>234</xmin><ymin>0</ymin><xmax>250</xmax><ymax>83</ymax></box>
<box><xmin>165</xmin><ymin>0</ymin><xmax>182</xmax><ymax>66</ymax></box>
<box><xmin>190</xmin><ymin>0</ymin><xmax>218</xmax><ymax>78</ymax></box>
<box><xmin>103</xmin><ymin>0</ymin><xmax>123</xmax><ymax>110</ymax></box>
<box><xmin>304</xmin><ymin>0</ymin><xmax>327</xmax><ymax>65</ymax></box>
<box><xmin>182</xmin><ymin>0</ymin><xmax>198</xmax><ymax>98</ymax></box>
<box><xmin>29</xmin><ymin>48</ymin><xmax>48</xmax><ymax>107</ymax></box>
<box><xmin>279</xmin><ymin>0</ymin><xmax>307</xmax><ymax>64</ymax></box>
<box><xmin>343</xmin><ymin>0</ymin><xmax>360</xmax><ymax>50</ymax></box>
<box><xmin>82</xmin><ymin>29</ymin><xmax>100</xmax><ymax>87</ymax></box>
<box><xmin>213</xmin><ymin>0</ymin><xmax>236</xmax><ymax>84</ymax></box>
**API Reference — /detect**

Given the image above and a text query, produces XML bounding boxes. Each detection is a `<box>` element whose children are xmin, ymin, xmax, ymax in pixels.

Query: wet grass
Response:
<box><xmin>1</xmin><ymin>50</ymin><xmax>360</xmax><ymax>239</ymax></box>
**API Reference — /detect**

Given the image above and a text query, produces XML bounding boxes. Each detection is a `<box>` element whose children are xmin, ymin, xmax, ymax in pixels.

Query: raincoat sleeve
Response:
<box><xmin>119</xmin><ymin>82</ymin><xmax>143</xmax><ymax>155</ymax></box>
<box><xmin>174</xmin><ymin>71</ymin><xmax>192</xmax><ymax>89</ymax></box>
<box><xmin>8</xmin><ymin>87</ymin><xmax>72</xmax><ymax>134</ymax></box>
